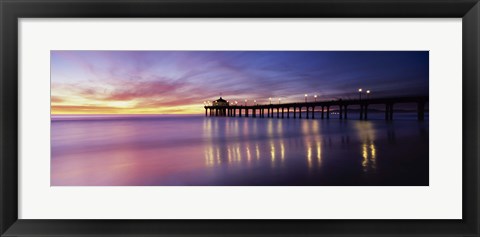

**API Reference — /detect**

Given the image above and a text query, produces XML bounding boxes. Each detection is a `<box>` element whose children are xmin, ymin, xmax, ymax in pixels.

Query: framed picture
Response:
<box><xmin>1</xmin><ymin>0</ymin><xmax>479</xmax><ymax>236</ymax></box>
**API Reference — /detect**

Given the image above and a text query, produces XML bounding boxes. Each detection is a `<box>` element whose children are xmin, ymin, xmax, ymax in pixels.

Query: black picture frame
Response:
<box><xmin>1</xmin><ymin>0</ymin><xmax>479</xmax><ymax>236</ymax></box>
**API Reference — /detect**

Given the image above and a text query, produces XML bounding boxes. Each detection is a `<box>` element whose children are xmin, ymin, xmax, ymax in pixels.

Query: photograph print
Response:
<box><xmin>51</xmin><ymin>51</ymin><xmax>429</xmax><ymax>186</ymax></box>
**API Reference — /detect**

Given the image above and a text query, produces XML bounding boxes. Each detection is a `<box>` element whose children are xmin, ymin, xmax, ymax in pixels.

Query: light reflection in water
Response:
<box><xmin>307</xmin><ymin>140</ymin><xmax>313</xmax><ymax>170</ymax></box>
<box><xmin>355</xmin><ymin>121</ymin><xmax>377</xmax><ymax>172</ymax></box>
<box><xmin>301</xmin><ymin>120</ymin><xmax>310</xmax><ymax>135</ymax></box>
<box><xmin>203</xmin><ymin>118</ymin><xmax>325</xmax><ymax>171</ymax></box>
<box><xmin>216</xmin><ymin>147</ymin><xmax>221</xmax><ymax>165</ymax></box>
<box><xmin>267</xmin><ymin>119</ymin><xmax>273</xmax><ymax>137</ymax></box>
<box><xmin>277</xmin><ymin>120</ymin><xmax>283</xmax><ymax>135</ymax></box>
<box><xmin>246</xmin><ymin>145</ymin><xmax>251</xmax><ymax>162</ymax></box>
<box><xmin>315</xmin><ymin>135</ymin><xmax>322</xmax><ymax>167</ymax></box>
<box><xmin>270</xmin><ymin>140</ymin><xmax>276</xmax><ymax>168</ymax></box>
<box><xmin>227</xmin><ymin>146</ymin><xmax>232</xmax><ymax>164</ymax></box>
<box><xmin>236</xmin><ymin>146</ymin><xmax>241</xmax><ymax>162</ymax></box>
<box><xmin>51</xmin><ymin>114</ymin><xmax>428</xmax><ymax>186</ymax></box>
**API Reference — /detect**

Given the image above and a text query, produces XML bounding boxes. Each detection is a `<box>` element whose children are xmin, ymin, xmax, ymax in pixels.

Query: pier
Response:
<box><xmin>204</xmin><ymin>96</ymin><xmax>428</xmax><ymax>121</ymax></box>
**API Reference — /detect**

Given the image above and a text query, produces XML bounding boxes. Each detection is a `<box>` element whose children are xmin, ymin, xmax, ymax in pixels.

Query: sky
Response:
<box><xmin>51</xmin><ymin>51</ymin><xmax>428</xmax><ymax>114</ymax></box>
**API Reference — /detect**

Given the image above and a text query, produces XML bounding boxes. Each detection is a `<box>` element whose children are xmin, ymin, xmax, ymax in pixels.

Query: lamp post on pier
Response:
<box><xmin>314</xmin><ymin>94</ymin><xmax>317</xmax><ymax>102</ymax></box>
<box><xmin>358</xmin><ymin>88</ymin><xmax>363</xmax><ymax>100</ymax></box>
<box><xmin>366</xmin><ymin>90</ymin><xmax>371</xmax><ymax>99</ymax></box>
<box><xmin>305</xmin><ymin>94</ymin><xmax>308</xmax><ymax>103</ymax></box>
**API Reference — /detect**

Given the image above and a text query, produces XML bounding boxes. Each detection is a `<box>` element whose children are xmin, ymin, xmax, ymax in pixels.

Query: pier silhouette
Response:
<box><xmin>204</xmin><ymin>96</ymin><xmax>428</xmax><ymax>121</ymax></box>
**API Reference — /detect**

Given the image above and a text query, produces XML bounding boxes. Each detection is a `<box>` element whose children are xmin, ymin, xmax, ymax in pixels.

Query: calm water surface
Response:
<box><xmin>51</xmin><ymin>114</ymin><xmax>429</xmax><ymax>186</ymax></box>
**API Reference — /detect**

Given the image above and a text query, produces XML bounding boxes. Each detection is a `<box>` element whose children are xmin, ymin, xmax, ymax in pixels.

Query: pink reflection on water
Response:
<box><xmin>52</xmin><ymin>145</ymin><xmax>206</xmax><ymax>186</ymax></box>
<box><xmin>51</xmin><ymin>116</ymin><xmax>210</xmax><ymax>186</ymax></box>
<box><xmin>51</xmin><ymin>114</ymin><xmax>429</xmax><ymax>186</ymax></box>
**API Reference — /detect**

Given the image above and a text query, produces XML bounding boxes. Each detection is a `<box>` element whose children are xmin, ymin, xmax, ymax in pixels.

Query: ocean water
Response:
<box><xmin>51</xmin><ymin>113</ymin><xmax>429</xmax><ymax>186</ymax></box>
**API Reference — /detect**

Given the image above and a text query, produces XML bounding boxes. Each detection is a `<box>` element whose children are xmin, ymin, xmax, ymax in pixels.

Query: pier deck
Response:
<box><xmin>204</xmin><ymin>96</ymin><xmax>428</xmax><ymax>121</ymax></box>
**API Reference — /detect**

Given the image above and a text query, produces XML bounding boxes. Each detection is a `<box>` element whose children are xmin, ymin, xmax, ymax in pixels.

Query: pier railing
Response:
<box><xmin>204</xmin><ymin>96</ymin><xmax>428</xmax><ymax>121</ymax></box>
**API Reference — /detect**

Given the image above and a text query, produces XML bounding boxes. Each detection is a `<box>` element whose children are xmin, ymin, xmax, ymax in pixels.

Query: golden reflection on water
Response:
<box><xmin>277</xmin><ymin>120</ymin><xmax>283</xmax><ymax>135</ymax></box>
<box><xmin>303</xmin><ymin>137</ymin><xmax>323</xmax><ymax>170</ymax></box>
<box><xmin>202</xmin><ymin>118</ymin><xmax>328</xmax><ymax>170</ymax></box>
<box><xmin>216</xmin><ymin>147</ymin><xmax>221</xmax><ymax>165</ymax></box>
<box><xmin>315</xmin><ymin>135</ymin><xmax>322</xmax><ymax>167</ymax></box>
<box><xmin>304</xmin><ymin>120</ymin><xmax>322</xmax><ymax>170</ymax></box>
<box><xmin>204</xmin><ymin>138</ymin><xmax>307</xmax><ymax>169</ymax></box>
<box><xmin>236</xmin><ymin>146</ymin><xmax>241</xmax><ymax>162</ymax></box>
<box><xmin>301</xmin><ymin>120</ymin><xmax>310</xmax><ymax>134</ymax></box>
<box><xmin>267</xmin><ymin>119</ymin><xmax>274</xmax><ymax>137</ymax></box>
<box><xmin>355</xmin><ymin>121</ymin><xmax>377</xmax><ymax>172</ymax></box>
<box><xmin>312</xmin><ymin>120</ymin><xmax>320</xmax><ymax>133</ymax></box>
<box><xmin>203</xmin><ymin>118</ymin><xmax>382</xmax><ymax>173</ymax></box>
<box><xmin>246</xmin><ymin>145</ymin><xmax>252</xmax><ymax>162</ymax></box>
<box><xmin>227</xmin><ymin>146</ymin><xmax>232</xmax><ymax>164</ymax></box>
<box><xmin>204</xmin><ymin>120</ymin><xmax>322</xmax><ymax>170</ymax></box>
<box><xmin>270</xmin><ymin>140</ymin><xmax>276</xmax><ymax>167</ymax></box>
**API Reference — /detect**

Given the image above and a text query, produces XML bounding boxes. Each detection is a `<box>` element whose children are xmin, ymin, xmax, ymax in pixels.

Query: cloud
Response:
<box><xmin>51</xmin><ymin>96</ymin><xmax>64</xmax><ymax>103</ymax></box>
<box><xmin>51</xmin><ymin>105</ymin><xmax>125</xmax><ymax>114</ymax></box>
<box><xmin>104</xmin><ymin>80</ymin><xmax>186</xmax><ymax>101</ymax></box>
<box><xmin>51</xmin><ymin>51</ymin><xmax>429</xmax><ymax>114</ymax></box>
